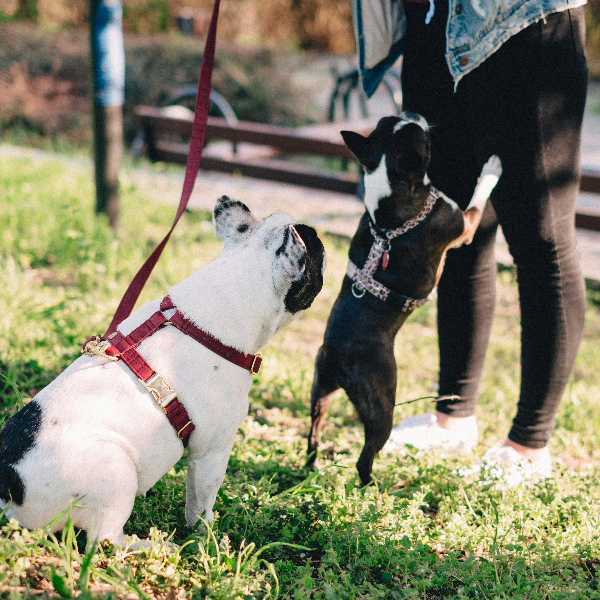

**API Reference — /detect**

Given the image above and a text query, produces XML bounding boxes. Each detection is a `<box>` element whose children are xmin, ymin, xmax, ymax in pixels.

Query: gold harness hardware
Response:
<box><xmin>178</xmin><ymin>421</ymin><xmax>193</xmax><ymax>439</ymax></box>
<box><xmin>141</xmin><ymin>372</ymin><xmax>178</xmax><ymax>412</ymax></box>
<box><xmin>251</xmin><ymin>354</ymin><xmax>262</xmax><ymax>375</ymax></box>
<box><xmin>82</xmin><ymin>336</ymin><xmax>119</xmax><ymax>361</ymax></box>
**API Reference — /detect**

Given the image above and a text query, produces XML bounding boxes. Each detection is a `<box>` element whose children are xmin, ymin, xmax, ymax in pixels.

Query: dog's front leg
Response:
<box><xmin>185</xmin><ymin>442</ymin><xmax>235</xmax><ymax>528</ymax></box>
<box><xmin>460</xmin><ymin>155</ymin><xmax>503</xmax><ymax>245</ymax></box>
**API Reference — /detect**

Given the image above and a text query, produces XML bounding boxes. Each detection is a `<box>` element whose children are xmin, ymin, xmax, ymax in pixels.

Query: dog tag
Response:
<box><xmin>382</xmin><ymin>251</ymin><xmax>389</xmax><ymax>271</ymax></box>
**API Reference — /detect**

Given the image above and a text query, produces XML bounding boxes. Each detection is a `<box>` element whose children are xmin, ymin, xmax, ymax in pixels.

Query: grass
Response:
<box><xmin>1</xmin><ymin>153</ymin><xmax>600</xmax><ymax>599</ymax></box>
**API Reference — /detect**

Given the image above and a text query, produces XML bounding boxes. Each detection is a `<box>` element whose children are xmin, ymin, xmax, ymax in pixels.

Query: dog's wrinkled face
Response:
<box><xmin>341</xmin><ymin>112</ymin><xmax>432</xmax><ymax>229</ymax></box>
<box><xmin>213</xmin><ymin>196</ymin><xmax>325</xmax><ymax>314</ymax></box>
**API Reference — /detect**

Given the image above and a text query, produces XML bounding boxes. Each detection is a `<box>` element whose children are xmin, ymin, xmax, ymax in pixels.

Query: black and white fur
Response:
<box><xmin>307</xmin><ymin>113</ymin><xmax>501</xmax><ymax>485</ymax></box>
<box><xmin>0</xmin><ymin>196</ymin><xmax>325</xmax><ymax>545</ymax></box>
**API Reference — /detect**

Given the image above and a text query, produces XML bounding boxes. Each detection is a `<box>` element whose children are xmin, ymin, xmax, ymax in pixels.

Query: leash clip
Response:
<box><xmin>377</xmin><ymin>239</ymin><xmax>391</xmax><ymax>253</ymax></box>
<box><xmin>82</xmin><ymin>336</ymin><xmax>119</xmax><ymax>361</ymax></box>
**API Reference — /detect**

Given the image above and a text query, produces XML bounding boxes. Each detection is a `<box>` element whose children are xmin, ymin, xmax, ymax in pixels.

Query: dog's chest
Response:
<box><xmin>349</xmin><ymin>202</ymin><xmax>463</xmax><ymax>295</ymax></box>
<box><xmin>323</xmin><ymin>202</ymin><xmax>464</xmax><ymax>349</ymax></box>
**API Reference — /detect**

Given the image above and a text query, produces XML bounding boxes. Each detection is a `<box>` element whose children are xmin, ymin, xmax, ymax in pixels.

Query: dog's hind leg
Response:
<box><xmin>344</xmin><ymin>351</ymin><xmax>397</xmax><ymax>486</ymax></box>
<box><xmin>73</xmin><ymin>442</ymin><xmax>139</xmax><ymax>548</ymax></box>
<box><xmin>307</xmin><ymin>344</ymin><xmax>341</xmax><ymax>469</ymax></box>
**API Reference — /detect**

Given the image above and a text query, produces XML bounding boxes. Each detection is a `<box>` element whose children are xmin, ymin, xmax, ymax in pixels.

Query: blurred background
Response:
<box><xmin>4</xmin><ymin>0</ymin><xmax>597</xmax><ymax>156</ymax></box>
<box><xmin>0</xmin><ymin>0</ymin><xmax>360</xmax><ymax>151</ymax></box>
<box><xmin>2</xmin><ymin>0</ymin><xmax>600</xmax><ymax>162</ymax></box>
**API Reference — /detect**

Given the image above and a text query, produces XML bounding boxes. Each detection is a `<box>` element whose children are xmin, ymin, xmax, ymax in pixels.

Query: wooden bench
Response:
<box><xmin>134</xmin><ymin>105</ymin><xmax>600</xmax><ymax>232</ymax></box>
<box><xmin>135</xmin><ymin>105</ymin><xmax>372</xmax><ymax>195</ymax></box>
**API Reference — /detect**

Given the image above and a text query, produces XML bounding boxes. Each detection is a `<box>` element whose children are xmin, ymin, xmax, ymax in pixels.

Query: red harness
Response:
<box><xmin>82</xmin><ymin>296</ymin><xmax>262</xmax><ymax>446</ymax></box>
<box><xmin>82</xmin><ymin>0</ymin><xmax>226</xmax><ymax>448</ymax></box>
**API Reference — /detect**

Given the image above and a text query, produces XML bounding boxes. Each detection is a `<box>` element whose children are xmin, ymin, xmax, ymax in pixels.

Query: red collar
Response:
<box><xmin>82</xmin><ymin>295</ymin><xmax>262</xmax><ymax>446</ymax></box>
<box><xmin>156</xmin><ymin>296</ymin><xmax>262</xmax><ymax>374</ymax></box>
<box><xmin>98</xmin><ymin>295</ymin><xmax>261</xmax><ymax>374</ymax></box>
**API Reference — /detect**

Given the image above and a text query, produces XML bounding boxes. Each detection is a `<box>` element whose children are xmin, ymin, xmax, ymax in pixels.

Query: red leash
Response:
<box><xmin>104</xmin><ymin>0</ymin><xmax>221</xmax><ymax>337</ymax></box>
<box><xmin>81</xmin><ymin>0</ymin><xmax>226</xmax><ymax>446</ymax></box>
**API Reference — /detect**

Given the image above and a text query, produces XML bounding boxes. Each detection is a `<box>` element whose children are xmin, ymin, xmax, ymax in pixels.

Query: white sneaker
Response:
<box><xmin>475</xmin><ymin>445</ymin><xmax>552</xmax><ymax>487</ymax></box>
<box><xmin>382</xmin><ymin>413</ymin><xmax>478</xmax><ymax>455</ymax></box>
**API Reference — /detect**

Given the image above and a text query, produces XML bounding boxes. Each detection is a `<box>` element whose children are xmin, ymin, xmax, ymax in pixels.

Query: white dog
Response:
<box><xmin>0</xmin><ymin>196</ymin><xmax>325</xmax><ymax>546</ymax></box>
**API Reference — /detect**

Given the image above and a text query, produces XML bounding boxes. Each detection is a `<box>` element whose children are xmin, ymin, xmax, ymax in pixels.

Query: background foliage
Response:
<box><xmin>0</xmin><ymin>21</ymin><xmax>321</xmax><ymax>150</ymax></box>
<box><xmin>0</xmin><ymin>0</ymin><xmax>355</xmax><ymax>53</ymax></box>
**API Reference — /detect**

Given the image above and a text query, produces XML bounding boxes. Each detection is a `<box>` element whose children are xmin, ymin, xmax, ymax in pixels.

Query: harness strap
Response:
<box><xmin>347</xmin><ymin>189</ymin><xmax>439</xmax><ymax>310</ymax></box>
<box><xmin>347</xmin><ymin>261</ymin><xmax>433</xmax><ymax>311</ymax></box>
<box><xmin>82</xmin><ymin>295</ymin><xmax>262</xmax><ymax>446</ymax></box>
<box><xmin>104</xmin><ymin>0</ymin><xmax>221</xmax><ymax>337</ymax></box>
<box><xmin>159</xmin><ymin>296</ymin><xmax>263</xmax><ymax>375</ymax></box>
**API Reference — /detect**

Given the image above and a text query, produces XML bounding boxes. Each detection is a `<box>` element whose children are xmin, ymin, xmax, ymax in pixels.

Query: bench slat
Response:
<box><xmin>151</xmin><ymin>140</ymin><xmax>360</xmax><ymax>195</ymax></box>
<box><xmin>135</xmin><ymin>105</ymin><xmax>600</xmax><ymax>231</ymax></box>
<box><xmin>136</xmin><ymin>106</ymin><xmax>355</xmax><ymax>159</ymax></box>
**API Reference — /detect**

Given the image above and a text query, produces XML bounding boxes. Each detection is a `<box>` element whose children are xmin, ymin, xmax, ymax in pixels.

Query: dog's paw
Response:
<box><xmin>481</xmin><ymin>155</ymin><xmax>503</xmax><ymax>178</ymax></box>
<box><xmin>124</xmin><ymin>537</ymin><xmax>180</xmax><ymax>554</ymax></box>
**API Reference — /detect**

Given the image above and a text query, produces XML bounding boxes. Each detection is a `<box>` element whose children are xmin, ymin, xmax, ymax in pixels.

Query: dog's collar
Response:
<box><xmin>82</xmin><ymin>296</ymin><xmax>262</xmax><ymax>446</ymax></box>
<box><xmin>367</xmin><ymin>187</ymin><xmax>439</xmax><ymax>242</ymax></box>
<box><xmin>347</xmin><ymin>188</ymin><xmax>440</xmax><ymax>310</ymax></box>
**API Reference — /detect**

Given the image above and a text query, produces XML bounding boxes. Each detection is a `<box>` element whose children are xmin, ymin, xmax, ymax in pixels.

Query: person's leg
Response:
<box><xmin>402</xmin><ymin>0</ymin><xmax>498</xmax><ymax>423</ymax></box>
<box><xmin>397</xmin><ymin>5</ymin><xmax>587</xmax><ymax>461</ymax></box>
<box><xmin>459</xmin><ymin>7</ymin><xmax>588</xmax><ymax>454</ymax></box>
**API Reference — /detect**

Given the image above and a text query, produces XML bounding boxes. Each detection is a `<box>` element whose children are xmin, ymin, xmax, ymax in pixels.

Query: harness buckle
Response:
<box><xmin>141</xmin><ymin>372</ymin><xmax>178</xmax><ymax>411</ymax></box>
<box><xmin>178</xmin><ymin>421</ymin><xmax>193</xmax><ymax>439</ymax></box>
<box><xmin>82</xmin><ymin>336</ymin><xmax>119</xmax><ymax>361</ymax></box>
<box><xmin>250</xmin><ymin>353</ymin><xmax>262</xmax><ymax>374</ymax></box>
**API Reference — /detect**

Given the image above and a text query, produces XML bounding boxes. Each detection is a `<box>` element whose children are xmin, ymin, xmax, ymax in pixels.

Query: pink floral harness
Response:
<box><xmin>347</xmin><ymin>189</ymin><xmax>440</xmax><ymax>312</ymax></box>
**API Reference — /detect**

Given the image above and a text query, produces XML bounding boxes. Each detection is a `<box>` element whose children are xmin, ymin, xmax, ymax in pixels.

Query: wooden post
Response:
<box><xmin>89</xmin><ymin>0</ymin><xmax>124</xmax><ymax>230</ymax></box>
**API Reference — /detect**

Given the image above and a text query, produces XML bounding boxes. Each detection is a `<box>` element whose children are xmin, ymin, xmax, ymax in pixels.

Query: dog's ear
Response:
<box><xmin>213</xmin><ymin>195</ymin><xmax>259</xmax><ymax>243</ymax></box>
<box><xmin>341</xmin><ymin>130</ymin><xmax>379</xmax><ymax>172</ymax></box>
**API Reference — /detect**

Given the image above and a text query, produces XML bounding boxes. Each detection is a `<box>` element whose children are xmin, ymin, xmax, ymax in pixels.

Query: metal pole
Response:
<box><xmin>89</xmin><ymin>0</ymin><xmax>124</xmax><ymax>230</ymax></box>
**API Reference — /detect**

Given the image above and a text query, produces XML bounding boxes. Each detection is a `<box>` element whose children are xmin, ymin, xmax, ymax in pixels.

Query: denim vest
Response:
<box><xmin>354</xmin><ymin>0</ymin><xmax>587</xmax><ymax>94</ymax></box>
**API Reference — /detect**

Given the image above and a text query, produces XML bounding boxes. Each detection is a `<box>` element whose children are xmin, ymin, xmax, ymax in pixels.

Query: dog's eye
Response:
<box><xmin>237</xmin><ymin>224</ymin><xmax>249</xmax><ymax>233</ymax></box>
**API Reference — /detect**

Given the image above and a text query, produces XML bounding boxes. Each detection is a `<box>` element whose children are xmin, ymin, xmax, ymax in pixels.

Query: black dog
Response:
<box><xmin>307</xmin><ymin>113</ymin><xmax>502</xmax><ymax>484</ymax></box>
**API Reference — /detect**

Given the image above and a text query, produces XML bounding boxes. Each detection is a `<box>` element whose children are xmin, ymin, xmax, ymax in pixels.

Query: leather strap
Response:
<box><xmin>120</xmin><ymin>346</ymin><xmax>195</xmax><ymax>445</ymax></box>
<box><xmin>99</xmin><ymin>298</ymin><xmax>262</xmax><ymax>375</ymax></box>
<box><xmin>82</xmin><ymin>294</ymin><xmax>262</xmax><ymax>446</ymax></box>
<box><xmin>159</xmin><ymin>296</ymin><xmax>262</xmax><ymax>374</ymax></box>
<box><xmin>98</xmin><ymin>317</ymin><xmax>196</xmax><ymax>445</ymax></box>
<box><xmin>104</xmin><ymin>0</ymin><xmax>221</xmax><ymax>337</ymax></box>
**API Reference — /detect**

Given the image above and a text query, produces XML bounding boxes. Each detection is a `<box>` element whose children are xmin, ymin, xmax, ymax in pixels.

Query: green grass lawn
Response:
<box><xmin>1</xmin><ymin>154</ymin><xmax>600</xmax><ymax>599</ymax></box>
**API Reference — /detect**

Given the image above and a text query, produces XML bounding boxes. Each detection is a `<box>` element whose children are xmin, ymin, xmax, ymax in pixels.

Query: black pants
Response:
<box><xmin>401</xmin><ymin>3</ymin><xmax>588</xmax><ymax>448</ymax></box>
